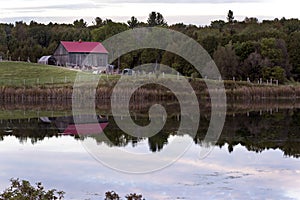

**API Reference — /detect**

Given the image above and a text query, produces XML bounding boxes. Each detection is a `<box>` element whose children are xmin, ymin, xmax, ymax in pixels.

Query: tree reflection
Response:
<box><xmin>1</xmin><ymin>109</ymin><xmax>300</xmax><ymax>158</ymax></box>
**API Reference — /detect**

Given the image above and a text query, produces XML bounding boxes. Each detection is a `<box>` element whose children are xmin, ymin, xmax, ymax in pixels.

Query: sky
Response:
<box><xmin>1</xmin><ymin>136</ymin><xmax>300</xmax><ymax>199</ymax></box>
<box><xmin>0</xmin><ymin>0</ymin><xmax>299</xmax><ymax>26</ymax></box>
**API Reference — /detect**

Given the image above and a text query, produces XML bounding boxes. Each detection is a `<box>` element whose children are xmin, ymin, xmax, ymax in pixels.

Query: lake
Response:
<box><xmin>0</xmin><ymin>100</ymin><xmax>300</xmax><ymax>199</ymax></box>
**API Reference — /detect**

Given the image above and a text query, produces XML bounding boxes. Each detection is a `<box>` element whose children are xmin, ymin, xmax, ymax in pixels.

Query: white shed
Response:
<box><xmin>38</xmin><ymin>56</ymin><xmax>56</xmax><ymax>65</ymax></box>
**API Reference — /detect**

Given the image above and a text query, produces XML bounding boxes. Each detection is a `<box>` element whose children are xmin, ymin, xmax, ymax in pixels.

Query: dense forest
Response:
<box><xmin>0</xmin><ymin>11</ymin><xmax>300</xmax><ymax>82</ymax></box>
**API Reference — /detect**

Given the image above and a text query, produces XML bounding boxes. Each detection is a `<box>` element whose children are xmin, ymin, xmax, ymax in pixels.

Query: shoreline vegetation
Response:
<box><xmin>0</xmin><ymin>179</ymin><xmax>144</xmax><ymax>200</ymax></box>
<box><xmin>1</xmin><ymin>62</ymin><xmax>300</xmax><ymax>102</ymax></box>
<box><xmin>1</xmin><ymin>80</ymin><xmax>300</xmax><ymax>101</ymax></box>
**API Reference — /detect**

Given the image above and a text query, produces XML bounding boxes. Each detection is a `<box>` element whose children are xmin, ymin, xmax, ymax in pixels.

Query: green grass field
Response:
<box><xmin>0</xmin><ymin>61</ymin><xmax>122</xmax><ymax>87</ymax></box>
<box><xmin>0</xmin><ymin>61</ymin><xmax>79</xmax><ymax>87</ymax></box>
<box><xmin>0</xmin><ymin>61</ymin><xmax>223</xmax><ymax>88</ymax></box>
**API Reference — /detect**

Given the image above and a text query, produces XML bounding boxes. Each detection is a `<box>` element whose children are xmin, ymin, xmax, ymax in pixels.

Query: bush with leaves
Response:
<box><xmin>105</xmin><ymin>191</ymin><xmax>145</xmax><ymax>200</ymax></box>
<box><xmin>0</xmin><ymin>179</ymin><xmax>65</xmax><ymax>200</ymax></box>
<box><xmin>105</xmin><ymin>191</ymin><xmax>120</xmax><ymax>200</ymax></box>
<box><xmin>125</xmin><ymin>193</ymin><xmax>145</xmax><ymax>200</ymax></box>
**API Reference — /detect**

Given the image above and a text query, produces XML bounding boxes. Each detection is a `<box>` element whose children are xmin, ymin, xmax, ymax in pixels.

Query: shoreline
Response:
<box><xmin>1</xmin><ymin>80</ymin><xmax>300</xmax><ymax>102</ymax></box>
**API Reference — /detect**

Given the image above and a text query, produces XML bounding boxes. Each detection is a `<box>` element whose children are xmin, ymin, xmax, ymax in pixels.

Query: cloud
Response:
<box><xmin>92</xmin><ymin>0</ymin><xmax>263</xmax><ymax>3</ymax></box>
<box><xmin>0</xmin><ymin>16</ymin><xmax>95</xmax><ymax>24</ymax></box>
<box><xmin>4</xmin><ymin>0</ymin><xmax>254</xmax><ymax>16</ymax></box>
<box><xmin>0</xmin><ymin>0</ymin><xmax>296</xmax><ymax>26</ymax></box>
<box><xmin>3</xmin><ymin>3</ymin><xmax>102</xmax><ymax>11</ymax></box>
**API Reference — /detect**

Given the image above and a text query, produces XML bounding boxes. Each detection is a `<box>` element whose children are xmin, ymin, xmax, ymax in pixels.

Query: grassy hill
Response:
<box><xmin>0</xmin><ymin>61</ymin><xmax>123</xmax><ymax>87</ymax></box>
<box><xmin>0</xmin><ymin>61</ymin><xmax>79</xmax><ymax>87</ymax></box>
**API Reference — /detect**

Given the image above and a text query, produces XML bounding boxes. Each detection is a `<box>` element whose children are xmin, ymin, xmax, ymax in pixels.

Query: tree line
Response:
<box><xmin>0</xmin><ymin>11</ymin><xmax>300</xmax><ymax>82</ymax></box>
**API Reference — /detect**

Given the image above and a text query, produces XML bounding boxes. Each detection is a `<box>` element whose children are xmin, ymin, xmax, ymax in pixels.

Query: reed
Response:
<box><xmin>1</xmin><ymin>85</ymin><xmax>300</xmax><ymax>103</ymax></box>
<box><xmin>1</xmin><ymin>77</ymin><xmax>300</xmax><ymax>103</ymax></box>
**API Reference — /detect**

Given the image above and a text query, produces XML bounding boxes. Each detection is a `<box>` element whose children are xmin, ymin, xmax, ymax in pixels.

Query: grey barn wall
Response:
<box><xmin>53</xmin><ymin>44</ymin><xmax>69</xmax><ymax>66</ymax></box>
<box><xmin>53</xmin><ymin>44</ymin><xmax>108</xmax><ymax>67</ymax></box>
<box><xmin>69</xmin><ymin>53</ymin><xmax>108</xmax><ymax>67</ymax></box>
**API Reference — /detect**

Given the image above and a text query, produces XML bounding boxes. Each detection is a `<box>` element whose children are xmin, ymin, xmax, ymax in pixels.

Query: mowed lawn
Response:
<box><xmin>0</xmin><ymin>61</ymin><xmax>81</xmax><ymax>87</ymax></box>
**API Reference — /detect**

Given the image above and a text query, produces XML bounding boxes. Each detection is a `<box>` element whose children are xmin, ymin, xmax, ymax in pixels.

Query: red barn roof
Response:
<box><xmin>61</xmin><ymin>41</ymin><xmax>108</xmax><ymax>54</ymax></box>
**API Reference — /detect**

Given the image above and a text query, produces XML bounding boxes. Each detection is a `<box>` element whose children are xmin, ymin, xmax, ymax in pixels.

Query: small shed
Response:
<box><xmin>53</xmin><ymin>41</ymin><xmax>108</xmax><ymax>68</ymax></box>
<box><xmin>38</xmin><ymin>56</ymin><xmax>56</xmax><ymax>65</ymax></box>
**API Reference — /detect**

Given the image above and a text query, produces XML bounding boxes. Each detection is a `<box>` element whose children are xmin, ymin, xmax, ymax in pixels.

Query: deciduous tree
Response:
<box><xmin>147</xmin><ymin>12</ymin><xmax>167</xmax><ymax>27</ymax></box>
<box><xmin>227</xmin><ymin>10</ymin><xmax>234</xmax><ymax>23</ymax></box>
<box><xmin>127</xmin><ymin>16</ymin><xmax>139</xmax><ymax>29</ymax></box>
<box><xmin>213</xmin><ymin>42</ymin><xmax>239</xmax><ymax>79</ymax></box>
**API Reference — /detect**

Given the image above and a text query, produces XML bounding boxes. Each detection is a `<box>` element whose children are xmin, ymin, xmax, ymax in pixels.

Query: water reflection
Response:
<box><xmin>1</xmin><ymin>108</ymin><xmax>300</xmax><ymax>158</ymax></box>
<box><xmin>1</xmin><ymin>102</ymin><xmax>300</xmax><ymax>199</ymax></box>
<box><xmin>49</xmin><ymin>115</ymin><xmax>108</xmax><ymax>135</ymax></box>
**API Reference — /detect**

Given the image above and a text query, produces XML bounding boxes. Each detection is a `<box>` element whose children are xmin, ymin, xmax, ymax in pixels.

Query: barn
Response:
<box><xmin>53</xmin><ymin>41</ymin><xmax>108</xmax><ymax>68</ymax></box>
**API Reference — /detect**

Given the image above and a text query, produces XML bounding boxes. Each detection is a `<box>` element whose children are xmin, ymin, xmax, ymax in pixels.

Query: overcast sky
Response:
<box><xmin>0</xmin><ymin>0</ymin><xmax>299</xmax><ymax>25</ymax></box>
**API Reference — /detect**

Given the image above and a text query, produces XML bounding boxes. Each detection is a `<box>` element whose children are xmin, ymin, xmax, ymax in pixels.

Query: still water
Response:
<box><xmin>0</xmin><ymin>102</ymin><xmax>300</xmax><ymax>199</ymax></box>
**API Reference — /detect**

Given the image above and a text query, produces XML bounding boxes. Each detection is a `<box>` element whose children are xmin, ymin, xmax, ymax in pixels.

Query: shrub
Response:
<box><xmin>0</xmin><ymin>179</ymin><xmax>65</xmax><ymax>200</ymax></box>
